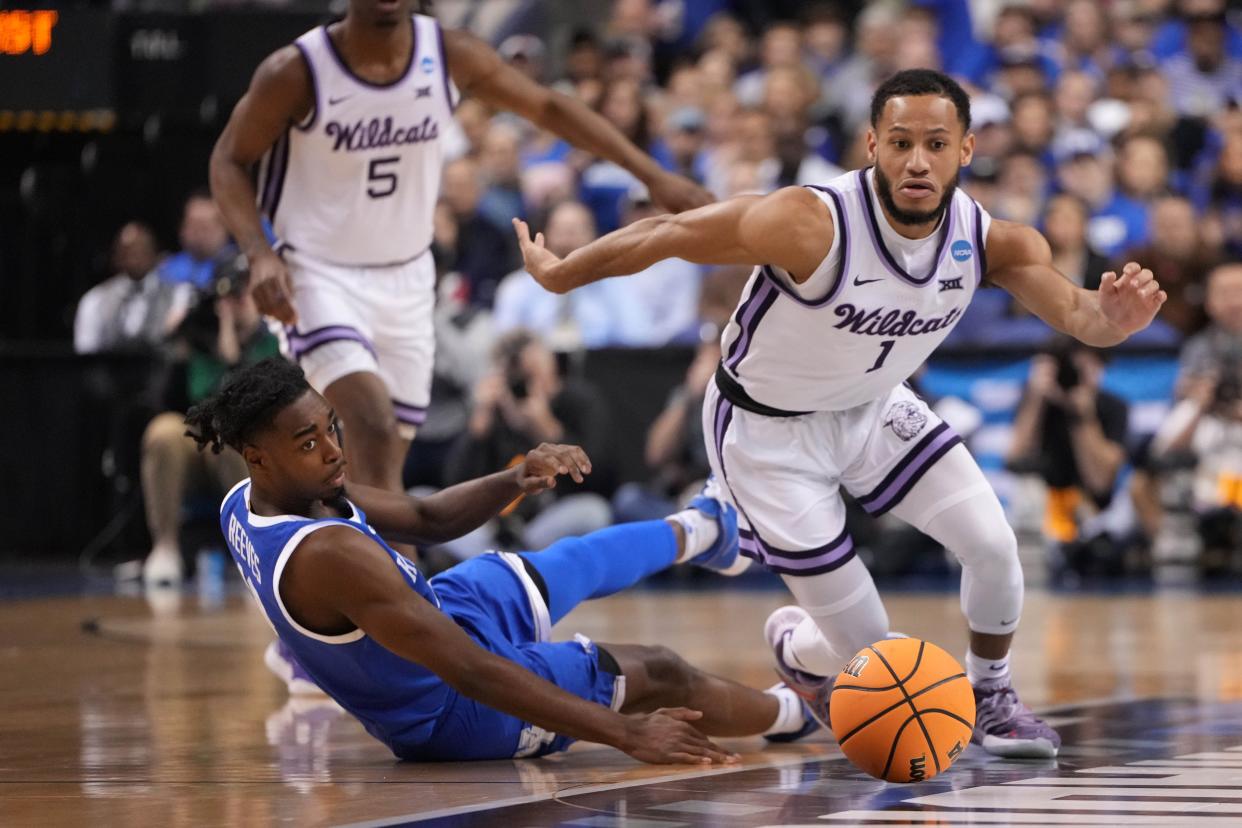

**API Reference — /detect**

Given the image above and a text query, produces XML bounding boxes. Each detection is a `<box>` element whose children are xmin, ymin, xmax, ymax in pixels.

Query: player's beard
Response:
<box><xmin>874</xmin><ymin>165</ymin><xmax>959</xmax><ymax>228</ymax></box>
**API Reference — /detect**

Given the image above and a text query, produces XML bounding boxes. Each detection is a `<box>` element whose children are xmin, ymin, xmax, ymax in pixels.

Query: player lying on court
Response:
<box><xmin>187</xmin><ymin>358</ymin><xmax>820</xmax><ymax>763</ymax></box>
<box><xmin>513</xmin><ymin>69</ymin><xmax>1167</xmax><ymax>759</ymax></box>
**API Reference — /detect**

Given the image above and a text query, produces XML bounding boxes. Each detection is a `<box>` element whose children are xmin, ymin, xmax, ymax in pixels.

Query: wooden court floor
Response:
<box><xmin>2</xmin><ymin>584</ymin><xmax>1242</xmax><ymax>826</ymax></box>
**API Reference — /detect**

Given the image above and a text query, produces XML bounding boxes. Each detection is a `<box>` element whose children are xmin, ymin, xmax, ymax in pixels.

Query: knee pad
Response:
<box><xmin>924</xmin><ymin>495</ymin><xmax>1023</xmax><ymax>635</ymax></box>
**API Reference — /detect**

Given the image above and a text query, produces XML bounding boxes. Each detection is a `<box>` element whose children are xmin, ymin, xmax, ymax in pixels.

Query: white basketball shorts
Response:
<box><xmin>276</xmin><ymin>246</ymin><xmax>436</xmax><ymax>439</ymax></box>
<box><xmin>702</xmin><ymin>381</ymin><xmax>963</xmax><ymax>577</ymax></box>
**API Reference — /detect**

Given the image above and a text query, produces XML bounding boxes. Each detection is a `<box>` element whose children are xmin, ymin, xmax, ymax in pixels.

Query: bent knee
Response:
<box><xmin>638</xmin><ymin>645</ymin><xmax>695</xmax><ymax>707</ymax></box>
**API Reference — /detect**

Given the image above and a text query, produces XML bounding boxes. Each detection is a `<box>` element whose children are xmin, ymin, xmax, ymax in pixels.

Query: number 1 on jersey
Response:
<box><xmin>867</xmin><ymin>340</ymin><xmax>895</xmax><ymax>373</ymax></box>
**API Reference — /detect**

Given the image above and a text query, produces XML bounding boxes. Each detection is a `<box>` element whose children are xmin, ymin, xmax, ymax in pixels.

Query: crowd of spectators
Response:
<box><xmin>71</xmin><ymin>0</ymin><xmax>1242</xmax><ymax>582</ymax></box>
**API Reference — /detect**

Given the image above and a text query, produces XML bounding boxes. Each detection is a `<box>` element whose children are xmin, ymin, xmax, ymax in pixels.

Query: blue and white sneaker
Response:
<box><xmin>765</xmin><ymin>606</ymin><xmax>833</xmax><ymax>731</ymax></box>
<box><xmin>764</xmin><ymin>683</ymin><xmax>824</xmax><ymax>743</ymax></box>
<box><xmin>686</xmin><ymin>478</ymin><xmax>749</xmax><ymax>576</ymax></box>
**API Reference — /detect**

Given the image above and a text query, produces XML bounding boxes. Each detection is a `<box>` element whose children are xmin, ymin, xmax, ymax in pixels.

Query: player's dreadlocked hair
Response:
<box><xmin>184</xmin><ymin>357</ymin><xmax>311</xmax><ymax>455</ymax></box>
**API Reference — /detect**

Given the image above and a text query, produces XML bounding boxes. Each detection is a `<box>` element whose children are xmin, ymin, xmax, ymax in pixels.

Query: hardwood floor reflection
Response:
<box><xmin>1</xmin><ymin>588</ymin><xmax>1240</xmax><ymax>826</ymax></box>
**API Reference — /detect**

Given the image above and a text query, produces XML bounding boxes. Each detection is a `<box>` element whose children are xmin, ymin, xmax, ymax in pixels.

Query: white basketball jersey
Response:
<box><xmin>720</xmin><ymin>168</ymin><xmax>990</xmax><ymax>412</ymax></box>
<box><xmin>258</xmin><ymin>15</ymin><xmax>458</xmax><ymax>267</ymax></box>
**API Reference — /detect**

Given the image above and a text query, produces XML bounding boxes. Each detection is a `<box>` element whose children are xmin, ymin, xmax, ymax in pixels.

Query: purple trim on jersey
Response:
<box><xmin>392</xmin><ymin>399</ymin><xmax>428</xmax><ymax>426</ymax></box>
<box><xmin>856</xmin><ymin>168</ymin><xmax>955</xmax><ymax>287</ymax></box>
<box><xmin>434</xmin><ymin>21</ymin><xmax>455</xmax><ymax>113</ymax></box>
<box><xmin>724</xmin><ymin>279</ymin><xmax>778</xmax><ymax>372</ymax></box>
<box><xmin>321</xmin><ymin>18</ymin><xmax>417</xmax><ymax>90</ymax></box>
<box><xmin>293</xmin><ymin>41</ymin><xmax>319</xmax><ymax>132</ymax></box>
<box><xmin>855</xmin><ymin>422</ymin><xmax>963</xmax><ymax>516</ymax></box>
<box><xmin>712</xmin><ymin>393</ymin><xmax>733</xmax><ymax>473</ymax></box>
<box><xmin>264</xmin><ymin>130</ymin><xmax>291</xmax><ymax>222</ymax></box>
<box><xmin>710</xmin><ymin>393</ymin><xmax>753</xmax><ymax>537</ymax></box>
<box><xmin>757</xmin><ymin>184</ymin><xmax>851</xmax><ymax>308</ymax></box>
<box><xmin>973</xmin><ymin>200</ymin><xmax>987</xmax><ymax>287</ymax></box>
<box><xmin>258</xmin><ymin>145</ymin><xmax>278</xmax><ymax>215</ymax></box>
<box><xmin>738</xmin><ymin>526</ymin><xmax>856</xmax><ymax>576</ymax></box>
<box><xmin>286</xmin><ymin>325</ymin><xmax>378</xmax><ymax>362</ymax></box>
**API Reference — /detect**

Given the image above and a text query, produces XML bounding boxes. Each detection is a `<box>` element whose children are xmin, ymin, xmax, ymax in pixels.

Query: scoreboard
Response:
<box><xmin>0</xmin><ymin>9</ymin><xmax>322</xmax><ymax>130</ymax></box>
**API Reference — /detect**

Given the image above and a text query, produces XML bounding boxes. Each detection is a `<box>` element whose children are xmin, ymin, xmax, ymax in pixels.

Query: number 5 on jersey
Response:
<box><xmin>368</xmin><ymin>156</ymin><xmax>399</xmax><ymax>198</ymax></box>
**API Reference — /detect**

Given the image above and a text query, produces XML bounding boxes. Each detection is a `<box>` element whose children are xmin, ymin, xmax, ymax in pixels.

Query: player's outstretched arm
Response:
<box><xmin>442</xmin><ymin>28</ymin><xmax>710</xmax><ymax>214</ymax></box>
<box><xmin>209</xmin><ymin>46</ymin><xmax>311</xmax><ymax>325</ymax></box>
<box><xmin>987</xmin><ymin>220</ymin><xmax>1167</xmax><ymax>347</ymax></box>
<box><xmin>514</xmin><ymin>186</ymin><xmax>833</xmax><ymax>294</ymax></box>
<box><xmin>346</xmin><ymin>443</ymin><xmax>592</xmax><ymax>544</ymax></box>
<box><xmin>282</xmin><ymin>530</ymin><xmax>736</xmax><ymax>765</ymax></box>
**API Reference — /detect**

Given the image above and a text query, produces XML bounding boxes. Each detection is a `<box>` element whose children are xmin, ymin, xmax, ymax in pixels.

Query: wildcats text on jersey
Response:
<box><xmin>325</xmin><ymin>115</ymin><xmax>439</xmax><ymax>152</ymax></box>
<box><xmin>832</xmin><ymin>304</ymin><xmax>963</xmax><ymax>337</ymax></box>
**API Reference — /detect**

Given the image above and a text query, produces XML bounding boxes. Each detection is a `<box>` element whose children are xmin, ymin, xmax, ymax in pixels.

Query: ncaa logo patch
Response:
<box><xmin>420</xmin><ymin>55</ymin><xmax>436</xmax><ymax>74</ymax></box>
<box><xmin>951</xmin><ymin>240</ymin><xmax>973</xmax><ymax>262</ymax></box>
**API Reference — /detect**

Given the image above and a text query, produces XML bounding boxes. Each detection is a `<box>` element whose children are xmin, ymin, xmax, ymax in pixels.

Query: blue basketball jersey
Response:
<box><xmin>219</xmin><ymin>479</ymin><xmax>450</xmax><ymax>751</ymax></box>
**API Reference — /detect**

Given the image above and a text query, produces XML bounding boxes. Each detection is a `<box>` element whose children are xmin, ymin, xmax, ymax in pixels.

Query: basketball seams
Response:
<box><xmin>834</xmin><ymin>640</ymin><xmax>928</xmax><ymax>693</ymax></box>
<box><xmin>879</xmin><ymin>711</ymin><xmax>920</xmax><ymax>780</ymax></box>
<box><xmin>899</xmin><ymin>640</ymin><xmax>926</xmax><ymax>684</ymax></box>
<box><xmin>916</xmin><ymin>707</ymin><xmax>975</xmax><ymax>730</ymax></box>
<box><xmin>866</xmin><ymin>645</ymin><xmax>942</xmax><ymax>775</ymax></box>
<box><xmin>836</xmin><ymin>672</ymin><xmax>968</xmax><ymax>696</ymax></box>
<box><xmin>915</xmin><ymin>708</ymin><xmax>975</xmax><ymax>765</ymax></box>
<box><xmin>835</xmin><ymin>672</ymin><xmax>970</xmax><ymax>746</ymax></box>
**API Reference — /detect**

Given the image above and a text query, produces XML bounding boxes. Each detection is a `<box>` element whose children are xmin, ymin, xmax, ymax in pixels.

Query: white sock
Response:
<box><xmin>669</xmin><ymin>509</ymin><xmax>720</xmax><ymax>562</ymax></box>
<box><xmin>762</xmin><ymin>683</ymin><xmax>806</xmax><ymax>735</ymax></box>
<box><xmin>148</xmin><ymin>542</ymin><xmax>179</xmax><ymax>561</ymax></box>
<box><xmin>785</xmin><ymin>619</ymin><xmax>838</xmax><ymax>677</ymax></box>
<box><xmin>966</xmin><ymin>650</ymin><xmax>1010</xmax><ymax>684</ymax></box>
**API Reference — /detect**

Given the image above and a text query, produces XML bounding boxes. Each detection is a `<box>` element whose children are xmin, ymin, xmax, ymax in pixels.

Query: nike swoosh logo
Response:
<box><xmin>988</xmin><ymin>664</ymin><xmax>1007</xmax><ymax>670</ymax></box>
<box><xmin>328</xmin><ymin>95</ymin><xmax>352</xmax><ymax>106</ymax></box>
<box><xmin>853</xmin><ymin>276</ymin><xmax>883</xmax><ymax>286</ymax></box>
<box><xmin>1000</xmin><ymin>618</ymin><xmax>1017</xmax><ymax>626</ymax></box>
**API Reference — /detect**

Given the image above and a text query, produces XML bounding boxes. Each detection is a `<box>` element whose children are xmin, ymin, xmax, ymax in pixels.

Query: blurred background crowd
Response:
<box><xmin>8</xmin><ymin>0</ymin><xmax>1242</xmax><ymax>589</ymax></box>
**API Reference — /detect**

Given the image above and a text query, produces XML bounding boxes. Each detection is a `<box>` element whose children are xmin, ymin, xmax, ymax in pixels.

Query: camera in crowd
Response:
<box><xmin>497</xmin><ymin>329</ymin><xmax>536</xmax><ymax>401</ymax></box>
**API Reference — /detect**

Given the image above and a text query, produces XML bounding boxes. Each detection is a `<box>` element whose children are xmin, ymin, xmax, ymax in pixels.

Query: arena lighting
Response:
<box><xmin>0</xmin><ymin>10</ymin><xmax>59</xmax><ymax>56</ymax></box>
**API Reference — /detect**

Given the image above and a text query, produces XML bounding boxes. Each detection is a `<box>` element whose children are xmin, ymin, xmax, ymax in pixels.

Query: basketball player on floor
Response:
<box><xmin>188</xmin><ymin>357</ymin><xmax>819</xmax><ymax>762</ymax></box>
<box><xmin>513</xmin><ymin>70</ymin><xmax>1167</xmax><ymax>758</ymax></box>
<box><xmin>209</xmin><ymin>0</ymin><xmax>708</xmax><ymax>689</ymax></box>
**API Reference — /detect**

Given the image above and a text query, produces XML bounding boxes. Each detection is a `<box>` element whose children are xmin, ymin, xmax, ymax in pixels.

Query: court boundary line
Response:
<box><xmin>333</xmin><ymin>751</ymin><xmax>838</xmax><ymax>827</ymax></box>
<box><xmin>333</xmin><ymin>693</ymin><xmax>1153</xmax><ymax>827</ymax></box>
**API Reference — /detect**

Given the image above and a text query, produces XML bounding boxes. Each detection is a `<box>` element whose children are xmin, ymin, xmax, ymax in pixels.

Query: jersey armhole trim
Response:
<box><xmin>433</xmin><ymin>20</ymin><xmax>458</xmax><ymax>113</ymax></box>
<box><xmin>293</xmin><ymin>41</ymin><xmax>318</xmax><ymax>131</ymax></box>
<box><xmin>758</xmin><ymin>185</ymin><xmax>848</xmax><ymax>308</ymax></box>
<box><xmin>973</xmin><ymin>200</ymin><xmax>988</xmax><ymax>287</ymax></box>
<box><xmin>273</xmin><ymin>522</ymin><xmax>367</xmax><ymax>645</ymax></box>
<box><xmin>291</xmin><ymin>40</ymin><xmax>317</xmax><ymax>130</ymax></box>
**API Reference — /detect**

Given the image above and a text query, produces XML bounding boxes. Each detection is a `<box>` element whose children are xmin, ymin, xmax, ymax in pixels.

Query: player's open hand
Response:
<box><xmin>1098</xmin><ymin>261</ymin><xmax>1166</xmax><ymax>336</ymax></box>
<box><xmin>514</xmin><ymin>443</ymin><xmax>592</xmax><ymax>494</ymax></box>
<box><xmin>513</xmin><ymin>219</ymin><xmax>566</xmax><ymax>293</ymax></box>
<box><xmin>645</xmin><ymin>170</ymin><xmax>714</xmax><ymax>214</ymax></box>
<box><xmin>248</xmin><ymin>249</ymin><xmax>298</xmax><ymax>326</ymax></box>
<box><xmin>621</xmin><ymin>708</ymin><xmax>739</xmax><ymax>766</ymax></box>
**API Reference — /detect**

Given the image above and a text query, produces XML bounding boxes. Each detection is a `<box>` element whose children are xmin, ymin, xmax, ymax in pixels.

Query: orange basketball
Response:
<box><xmin>829</xmin><ymin>638</ymin><xmax>975</xmax><ymax>783</ymax></box>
